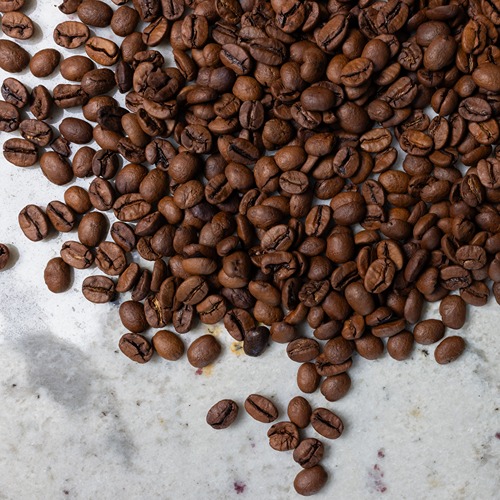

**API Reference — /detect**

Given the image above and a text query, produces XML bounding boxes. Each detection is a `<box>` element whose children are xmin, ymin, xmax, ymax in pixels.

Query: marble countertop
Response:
<box><xmin>0</xmin><ymin>3</ymin><xmax>499</xmax><ymax>499</ymax></box>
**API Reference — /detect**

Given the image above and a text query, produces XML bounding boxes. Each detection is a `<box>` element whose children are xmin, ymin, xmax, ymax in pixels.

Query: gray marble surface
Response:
<box><xmin>0</xmin><ymin>2</ymin><xmax>499</xmax><ymax>499</ymax></box>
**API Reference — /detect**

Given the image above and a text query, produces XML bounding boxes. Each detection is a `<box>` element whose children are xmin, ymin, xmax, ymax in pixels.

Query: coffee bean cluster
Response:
<box><xmin>1</xmin><ymin>0</ymin><xmax>500</xmax><ymax>495</ymax></box>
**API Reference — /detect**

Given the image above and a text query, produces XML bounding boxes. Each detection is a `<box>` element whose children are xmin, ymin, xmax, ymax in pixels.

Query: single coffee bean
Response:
<box><xmin>43</xmin><ymin>257</ymin><xmax>71</xmax><ymax>293</ymax></box>
<box><xmin>82</xmin><ymin>275</ymin><xmax>115</xmax><ymax>303</ymax></box>
<box><xmin>287</xmin><ymin>396</ymin><xmax>312</xmax><ymax>429</ymax></box>
<box><xmin>60</xmin><ymin>241</ymin><xmax>94</xmax><ymax>269</ymax></box>
<box><xmin>186</xmin><ymin>334</ymin><xmax>221</xmax><ymax>368</ymax></box>
<box><xmin>19</xmin><ymin>119</ymin><xmax>53</xmax><ymax>147</ymax></box>
<box><xmin>206</xmin><ymin>399</ymin><xmax>239</xmax><ymax>430</ymax></box>
<box><xmin>294</xmin><ymin>465</ymin><xmax>328</xmax><ymax>496</ymax></box>
<box><xmin>293</xmin><ymin>438</ymin><xmax>324</xmax><ymax>469</ymax></box>
<box><xmin>0</xmin><ymin>244</ymin><xmax>10</xmax><ymax>271</ymax></box>
<box><xmin>46</xmin><ymin>201</ymin><xmax>76</xmax><ymax>233</ymax></box>
<box><xmin>3</xmin><ymin>138</ymin><xmax>38</xmax><ymax>167</ymax></box>
<box><xmin>297</xmin><ymin>362</ymin><xmax>321</xmax><ymax>393</ymax></box>
<box><xmin>119</xmin><ymin>300</ymin><xmax>148</xmax><ymax>333</ymax></box>
<box><xmin>54</xmin><ymin>21</ymin><xmax>90</xmax><ymax>49</ymax></box>
<box><xmin>0</xmin><ymin>0</ymin><xmax>25</xmax><ymax>12</ymax></box>
<box><xmin>244</xmin><ymin>326</ymin><xmax>270</xmax><ymax>356</ymax></box>
<box><xmin>2</xmin><ymin>78</ymin><xmax>29</xmax><ymax>108</ymax></box>
<box><xmin>30</xmin><ymin>49</ymin><xmax>60</xmax><ymax>77</ymax></box>
<box><xmin>434</xmin><ymin>336</ymin><xmax>466</xmax><ymax>364</ymax></box>
<box><xmin>310</xmin><ymin>407</ymin><xmax>344</xmax><ymax>439</ymax></box>
<box><xmin>119</xmin><ymin>333</ymin><xmax>153</xmax><ymax>363</ymax></box>
<box><xmin>413</xmin><ymin>319</ymin><xmax>445</xmax><ymax>345</ymax></box>
<box><xmin>244</xmin><ymin>394</ymin><xmax>278</xmax><ymax>423</ymax></box>
<box><xmin>0</xmin><ymin>40</ymin><xmax>30</xmax><ymax>73</ymax></box>
<box><xmin>77</xmin><ymin>0</ymin><xmax>113</xmax><ymax>28</ymax></box>
<box><xmin>267</xmin><ymin>421</ymin><xmax>300</xmax><ymax>451</ymax></box>
<box><xmin>152</xmin><ymin>330</ymin><xmax>184</xmax><ymax>361</ymax></box>
<box><xmin>18</xmin><ymin>205</ymin><xmax>50</xmax><ymax>242</ymax></box>
<box><xmin>30</xmin><ymin>85</ymin><xmax>52</xmax><ymax>120</ymax></box>
<box><xmin>61</xmin><ymin>56</ymin><xmax>95</xmax><ymax>82</ymax></box>
<box><xmin>321</xmin><ymin>373</ymin><xmax>351</xmax><ymax>402</ymax></box>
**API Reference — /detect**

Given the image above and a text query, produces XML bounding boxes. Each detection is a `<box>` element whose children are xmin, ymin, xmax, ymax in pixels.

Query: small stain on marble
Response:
<box><xmin>230</xmin><ymin>342</ymin><xmax>244</xmax><ymax>355</ymax></box>
<box><xmin>495</xmin><ymin>432</ymin><xmax>500</xmax><ymax>440</ymax></box>
<box><xmin>234</xmin><ymin>481</ymin><xmax>246</xmax><ymax>494</ymax></box>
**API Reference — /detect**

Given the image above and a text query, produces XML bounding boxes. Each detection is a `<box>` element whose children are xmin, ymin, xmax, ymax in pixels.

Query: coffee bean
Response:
<box><xmin>119</xmin><ymin>333</ymin><xmax>153</xmax><ymax>363</ymax></box>
<box><xmin>187</xmin><ymin>334</ymin><xmax>221</xmax><ymax>368</ymax></box>
<box><xmin>244</xmin><ymin>394</ymin><xmax>278</xmax><ymax>423</ymax></box>
<box><xmin>30</xmin><ymin>85</ymin><xmax>52</xmax><ymax>121</ymax></box>
<box><xmin>310</xmin><ymin>408</ymin><xmax>344</xmax><ymax>439</ymax></box>
<box><xmin>0</xmin><ymin>40</ymin><xmax>30</xmax><ymax>73</ymax></box>
<box><xmin>19</xmin><ymin>205</ymin><xmax>50</xmax><ymax>242</ymax></box>
<box><xmin>3</xmin><ymin>138</ymin><xmax>38</xmax><ymax>167</ymax></box>
<box><xmin>434</xmin><ymin>336</ymin><xmax>466</xmax><ymax>364</ymax></box>
<box><xmin>86</xmin><ymin>37</ymin><xmax>120</xmax><ymax>66</ymax></box>
<box><xmin>54</xmin><ymin>21</ymin><xmax>90</xmax><ymax>49</ymax></box>
<box><xmin>152</xmin><ymin>330</ymin><xmax>184</xmax><ymax>361</ymax></box>
<box><xmin>268</xmin><ymin>421</ymin><xmax>299</xmax><ymax>451</ymax></box>
<box><xmin>287</xmin><ymin>396</ymin><xmax>312</xmax><ymax>429</ymax></box>
<box><xmin>413</xmin><ymin>319</ymin><xmax>445</xmax><ymax>345</ymax></box>
<box><xmin>82</xmin><ymin>275</ymin><xmax>115</xmax><ymax>303</ymax></box>
<box><xmin>0</xmin><ymin>244</ymin><xmax>10</xmax><ymax>271</ymax></box>
<box><xmin>294</xmin><ymin>465</ymin><xmax>328</xmax><ymax>496</ymax></box>
<box><xmin>77</xmin><ymin>0</ymin><xmax>113</xmax><ymax>28</ymax></box>
<box><xmin>0</xmin><ymin>0</ymin><xmax>25</xmax><ymax>12</ymax></box>
<box><xmin>43</xmin><ymin>257</ymin><xmax>71</xmax><ymax>293</ymax></box>
<box><xmin>2</xmin><ymin>78</ymin><xmax>28</xmax><ymax>109</ymax></box>
<box><xmin>46</xmin><ymin>201</ymin><xmax>76</xmax><ymax>233</ymax></box>
<box><xmin>61</xmin><ymin>241</ymin><xmax>94</xmax><ymax>269</ymax></box>
<box><xmin>206</xmin><ymin>399</ymin><xmax>239</xmax><ymax>429</ymax></box>
<box><xmin>30</xmin><ymin>49</ymin><xmax>60</xmax><ymax>77</ymax></box>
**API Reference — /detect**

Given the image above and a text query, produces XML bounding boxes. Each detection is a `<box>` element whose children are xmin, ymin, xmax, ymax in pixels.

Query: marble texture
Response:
<box><xmin>0</xmin><ymin>2</ymin><xmax>499</xmax><ymax>499</ymax></box>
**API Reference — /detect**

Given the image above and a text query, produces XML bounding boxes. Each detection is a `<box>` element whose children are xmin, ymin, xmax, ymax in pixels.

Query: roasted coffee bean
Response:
<box><xmin>86</xmin><ymin>37</ymin><xmax>120</xmax><ymax>66</ymax></box>
<box><xmin>119</xmin><ymin>300</ymin><xmax>148</xmax><ymax>333</ymax></box>
<box><xmin>43</xmin><ymin>257</ymin><xmax>71</xmax><ymax>293</ymax></box>
<box><xmin>60</xmin><ymin>241</ymin><xmax>94</xmax><ymax>269</ymax></box>
<box><xmin>310</xmin><ymin>407</ymin><xmax>344</xmax><ymax>439</ymax></box>
<box><xmin>294</xmin><ymin>465</ymin><xmax>328</xmax><ymax>496</ymax></box>
<box><xmin>54</xmin><ymin>21</ymin><xmax>90</xmax><ymax>49</ymax></box>
<box><xmin>19</xmin><ymin>120</ymin><xmax>53</xmax><ymax>147</ymax></box>
<box><xmin>206</xmin><ymin>399</ymin><xmax>239</xmax><ymax>429</ymax></box>
<box><xmin>0</xmin><ymin>40</ymin><xmax>30</xmax><ymax>73</ymax></box>
<box><xmin>268</xmin><ymin>421</ymin><xmax>300</xmax><ymax>451</ymax></box>
<box><xmin>77</xmin><ymin>0</ymin><xmax>113</xmax><ymax>28</ymax></box>
<box><xmin>0</xmin><ymin>0</ymin><xmax>25</xmax><ymax>12</ymax></box>
<box><xmin>40</xmin><ymin>152</ymin><xmax>73</xmax><ymax>186</ymax></box>
<box><xmin>434</xmin><ymin>336</ymin><xmax>465</xmax><ymax>364</ymax></box>
<box><xmin>3</xmin><ymin>138</ymin><xmax>38</xmax><ymax>167</ymax></box>
<box><xmin>0</xmin><ymin>244</ymin><xmax>10</xmax><ymax>271</ymax></box>
<box><xmin>0</xmin><ymin>100</ymin><xmax>20</xmax><ymax>132</ymax></box>
<box><xmin>18</xmin><ymin>205</ymin><xmax>50</xmax><ymax>242</ymax></box>
<box><xmin>119</xmin><ymin>333</ymin><xmax>153</xmax><ymax>363</ymax></box>
<box><xmin>95</xmin><ymin>241</ymin><xmax>127</xmax><ymax>276</ymax></box>
<box><xmin>2</xmin><ymin>78</ymin><xmax>28</xmax><ymax>109</ymax></box>
<box><xmin>293</xmin><ymin>438</ymin><xmax>324</xmax><ymax>469</ymax></box>
<box><xmin>187</xmin><ymin>334</ymin><xmax>221</xmax><ymax>368</ymax></box>
<box><xmin>29</xmin><ymin>49</ymin><xmax>60</xmax><ymax>77</ymax></box>
<box><xmin>243</xmin><ymin>325</ymin><xmax>270</xmax><ymax>356</ymax></box>
<box><xmin>78</xmin><ymin>212</ymin><xmax>107</xmax><ymax>247</ymax></box>
<box><xmin>287</xmin><ymin>396</ymin><xmax>312</xmax><ymax>429</ymax></box>
<box><xmin>244</xmin><ymin>394</ymin><xmax>278</xmax><ymax>423</ymax></box>
<box><xmin>413</xmin><ymin>319</ymin><xmax>445</xmax><ymax>345</ymax></box>
<box><xmin>152</xmin><ymin>330</ymin><xmax>184</xmax><ymax>361</ymax></box>
<box><xmin>30</xmin><ymin>86</ymin><xmax>52</xmax><ymax>121</ymax></box>
<box><xmin>82</xmin><ymin>275</ymin><xmax>115</xmax><ymax>303</ymax></box>
<box><xmin>46</xmin><ymin>201</ymin><xmax>76</xmax><ymax>233</ymax></box>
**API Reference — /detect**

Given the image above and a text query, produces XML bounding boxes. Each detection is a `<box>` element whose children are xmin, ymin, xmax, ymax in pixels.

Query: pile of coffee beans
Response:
<box><xmin>1</xmin><ymin>0</ymin><xmax>500</xmax><ymax>495</ymax></box>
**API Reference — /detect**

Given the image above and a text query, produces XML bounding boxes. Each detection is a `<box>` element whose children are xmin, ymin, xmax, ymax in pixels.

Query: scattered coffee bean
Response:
<box><xmin>0</xmin><ymin>244</ymin><xmax>10</xmax><ymax>271</ymax></box>
<box><xmin>43</xmin><ymin>257</ymin><xmax>72</xmax><ymax>293</ymax></box>
<box><xmin>434</xmin><ymin>336</ymin><xmax>466</xmax><ymax>365</ymax></box>
<box><xmin>206</xmin><ymin>399</ymin><xmax>239</xmax><ymax>430</ymax></box>
<box><xmin>244</xmin><ymin>394</ymin><xmax>278</xmax><ymax>423</ymax></box>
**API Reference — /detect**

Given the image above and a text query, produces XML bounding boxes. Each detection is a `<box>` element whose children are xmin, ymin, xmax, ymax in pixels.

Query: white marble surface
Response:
<box><xmin>0</xmin><ymin>2</ymin><xmax>499</xmax><ymax>499</ymax></box>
